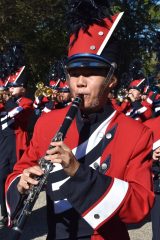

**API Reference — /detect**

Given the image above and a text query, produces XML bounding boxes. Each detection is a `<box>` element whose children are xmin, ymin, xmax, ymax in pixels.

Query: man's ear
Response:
<box><xmin>109</xmin><ymin>76</ymin><xmax>117</xmax><ymax>89</ymax></box>
<box><xmin>21</xmin><ymin>87</ymin><xmax>26</xmax><ymax>94</ymax></box>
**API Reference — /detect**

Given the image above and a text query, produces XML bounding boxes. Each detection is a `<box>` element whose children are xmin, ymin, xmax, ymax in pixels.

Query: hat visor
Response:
<box><xmin>58</xmin><ymin>88</ymin><xmax>70</xmax><ymax>93</ymax></box>
<box><xmin>51</xmin><ymin>86</ymin><xmax>58</xmax><ymax>90</ymax></box>
<box><xmin>66</xmin><ymin>54</ymin><xmax>112</xmax><ymax>69</ymax></box>
<box><xmin>7</xmin><ymin>83</ymin><xmax>26</xmax><ymax>87</ymax></box>
<box><xmin>128</xmin><ymin>86</ymin><xmax>142</xmax><ymax>92</ymax></box>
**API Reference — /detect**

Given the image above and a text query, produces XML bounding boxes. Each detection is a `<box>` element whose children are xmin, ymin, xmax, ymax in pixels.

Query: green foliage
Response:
<box><xmin>0</xmin><ymin>0</ymin><xmax>67</xmax><ymax>85</ymax></box>
<box><xmin>112</xmin><ymin>0</ymin><xmax>160</xmax><ymax>76</ymax></box>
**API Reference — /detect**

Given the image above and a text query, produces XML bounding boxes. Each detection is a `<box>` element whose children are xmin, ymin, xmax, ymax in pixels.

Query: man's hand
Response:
<box><xmin>17</xmin><ymin>165</ymin><xmax>44</xmax><ymax>194</ymax></box>
<box><xmin>153</xmin><ymin>147</ymin><xmax>160</xmax><ymax>161</ymax></box>
<box><xmin>128</xmin><ymin>93</ymin><xmax>135</xmax><ymax>102</ymax></box>
<box><xmin>44</xmin><ymin>141</ymin><xmax>80</xmax><ymax>177</ymax></box>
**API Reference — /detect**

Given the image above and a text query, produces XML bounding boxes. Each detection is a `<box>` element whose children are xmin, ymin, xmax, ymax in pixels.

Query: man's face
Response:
<box><xmin>67</xmin><ymin>67</ymin><xmax>111</xmax><ymax>113</ymax></box>
<box><xmin>9</xmin><ymin>86</ymin><xmax>26</xmax><ymax>97</ymax></box>
<box><xmin>56</xmin><ymin>92</ymin><xmax>71</xmax><ymax>103</ymax></box>
<box><xmin>128</xmin><ymin>88</ymin><xmax>141</xmax><ymax>101</ymax></box>
<box><xmin>60</xmin><ymin>92</ymin><xmax>71</xmax><ymax>102</ymax></box>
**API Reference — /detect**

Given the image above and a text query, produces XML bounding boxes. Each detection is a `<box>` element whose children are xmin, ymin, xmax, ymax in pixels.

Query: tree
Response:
<box><xmin>0</xmin><ymin>0</ymin><xmax>67</xmax><ymax>86</ymax></box>
<box><xmin>112</xmin><ymin>0</ymin><xmax>160</xmax><ymax>76</ymax></box>
<box><xmin>0</xmin><ymin>0</ymin><xmax>159</xmax><ymax>88</ymax></box>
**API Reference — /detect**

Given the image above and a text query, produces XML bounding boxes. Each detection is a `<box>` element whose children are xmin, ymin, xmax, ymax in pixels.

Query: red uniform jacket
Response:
<box><xmin>5</xmin><ymin>104</ymin><xmax>154</xmax><ymax>240</ymax></box>
<box><xmin>0</xmin><ymin>96</ymin><xmax>33</xmax><ymax>160</ymax></box>
<box><xmin>144</xmin><ymin>116</ymin><xmax>160</xmax><ymax>151</ymax></box>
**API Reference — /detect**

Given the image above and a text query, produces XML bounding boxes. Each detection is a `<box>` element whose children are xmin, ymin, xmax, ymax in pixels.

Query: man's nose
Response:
<box><xmin>76</xmin><ymin>75</ymin><xmax>87</xmax><ymax>87</ymax></box>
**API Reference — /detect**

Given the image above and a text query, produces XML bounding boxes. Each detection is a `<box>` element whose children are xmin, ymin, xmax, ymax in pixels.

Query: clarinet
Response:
<box><xmin>8</xmin><ymin>96</ymin><xmax>82</xmax><ymax>240</ymax></box>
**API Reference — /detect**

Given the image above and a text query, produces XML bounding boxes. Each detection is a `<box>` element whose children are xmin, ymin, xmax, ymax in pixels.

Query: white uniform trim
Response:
<box><xmin>72</xmin><ymin>111</ymin><xmax>116</xmax><ymax>159</ymax></box>
<box><xmin>155</xmin><ymin>106</ymin><xmax>160</xmax><ymax>112</ymax></box>
<box><xmin>137</xmin><ymin>78</ymin><xmax>145</xmax><ymax>87</ymax></box>
<box><xmin>125</xmin><ymin>109</ymin><xmax>133</xmax><ymax>116</ymax></box>
<box><xmin>2</xmin><ymin>118</ymin><xmax>14</xmax><ymax>130</ymax></box>
<box><xmin>52</xmin><ymin>177</ymin><xmax>70</xmax><ymax>191</ymax></box>
<box><xmin>83</xmin><ymin>178</ymin><xmax>129</xmax><ymax>229</ymax></box>
<box><xmin>51</xmin><ymin>111</ymin><xmax>117</xmax><ymax>214</ymax></box>
<box><xmin>0</xmin><ymin>114</ymin><xmax>8</xmax><ymax>121</ymax></box>
<box><xmin>13</xmin><ymin>66</ymin><xmax>25</xmax><ymax>83</ymax></box>
<box><xmin>153</xmin><ymin>139</ymin><xmax>160</xmax><ymax>151</ymax></box>
<box><xmin>35</xmin><ymin>97</ymin><xmax>41</xmax><ymax>104</ymax></box>
<box><xmin>97</xmin><ymin>12</ymin><xmax>124</xmax><ymax>55</ymax></box>
<box><xmin>146</xmin><ymin>97</ymin><xmax>153</xmax><ymax>104</ymax></box>
<box><xmin>8</xmin><ymin>106</ymin><xmax>23</xmax><ymax>118</ymax></box>
<box><xmin>33</xmin><ymin>103</ymin><xmax>38</xmax><ymax>108</ymax></box>
<box><xmin>137</xmin><ymin>106</ymin><xmax>147</xmax><ymax>114</ymax></box>
<box><xmin>6</xmin><ymin>174</ymin><xmax>22</xmax><ymax>226</ymax></box>
<box><xmin>42</xmin><ymin>106</ymin><xmax>52</xmax><ymax>113</ymax></box>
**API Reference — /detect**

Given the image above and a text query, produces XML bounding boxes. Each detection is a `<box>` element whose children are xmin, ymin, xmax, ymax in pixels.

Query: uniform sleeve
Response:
<box><xmin>129</xmin><ymin>101</ymin><xmax>152</xmax><ymax>122</ymax></box>
<box><xmin>33</xmin><ymin>96</ymin><xmax>43</xmax><ymax>109</ymax></box>
<box><xmin>0</xmin><ymin>98</ymin><xmax>33</xmax><ymax>130</ymax></box>
<box><xmin>33</xmin><ymin>96</ymin><xmax>51</xmax><ymax>114</ymax></box>
<box><xmin>14</xmin><ymin>98</ymin><xmax>33</xmax><ymax>126</ymax></box>
<box><xmin>111</xmin><ymin>99</ymin><xmax>126</xmax><ymax>112</ymax></box>
<box><xmin>0</xmin><ymin>99</ymin><xmax>18</xmax><ymax>129</ymax></box>
<box><xmin>5</xmin><ymin>98</ymin><xmax>22</xmax><ymax>118</ymax></box>
<box><xmin>5</xmin><ymin>119</ymin><xmax>41</xmax><ymax>224</ymax></box>
<box><xmin>60</xmin><ymin>127</ymin><xmax>154</xmax><ymax>231</ymax></box>
<box><xmin>119</xmin><ymin>101</ymin><xmax>131</xmax><ymax>113</ymax></box>
<box><xmin>138</xmin><ymin>100</ymin><xmax>153</xmax><ymax>121</ymax></box>
<box><xmin>118</xmin><ymin>127</ymin><xmax>154</xmax><ymax>222</ymax></box>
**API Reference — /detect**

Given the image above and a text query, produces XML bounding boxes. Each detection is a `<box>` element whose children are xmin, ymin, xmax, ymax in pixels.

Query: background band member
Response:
<box><xmin>114</xmin><ymin>78</ymin><xmax>153</xmax><ymax>121</ymax></box>
<box><xmin>33</xmin><ymin>60</ymin><xmax>70</xmax><ymax>115</ymax></box>
<box><xmin>5</xmin><ymin>1</ymin><xmax>154</xmax><ymax>239</ymax></box>
<box><xmin>0</xmin><ymin>43</ymin><xmax>33</xmax><ymax>227</ymax></box>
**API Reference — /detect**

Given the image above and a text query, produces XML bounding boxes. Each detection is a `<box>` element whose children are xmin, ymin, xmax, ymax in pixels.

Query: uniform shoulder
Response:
<box><xmin>144</xmin><ymin>116</ymin><xmax>160</xmax><ymax>132</ymax></box>
<box><xmin>36</xmin><ymin>104</ymin><xmax>70</xmax><ymax>125</ymax></box>
<box><xmin>144</xmin><ymin>116</ymin><xmax>160</xmax><ymax>126</ymax></box>
<box><xmin>20</xmin><ymin>97</ymin><xmax>33</xmax><ymax>104</ymax></box>
<box><xmin>117</xmin><ymin>112</ymin><xmax>152</xmax><ymax>133</ymax></box>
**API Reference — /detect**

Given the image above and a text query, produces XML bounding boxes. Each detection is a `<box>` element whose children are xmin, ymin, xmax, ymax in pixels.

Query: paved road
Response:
<box><xmin>0</xmin><ymin>191</ymin><xmax>152</xmax><ymax>240</ymax></box>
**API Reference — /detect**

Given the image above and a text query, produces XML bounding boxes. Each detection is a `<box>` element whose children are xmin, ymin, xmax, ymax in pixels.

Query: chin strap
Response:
<box><xmin>99</xmin><ymin>62</ymin><xmax>117</xmax><ymax>98</ymax></box>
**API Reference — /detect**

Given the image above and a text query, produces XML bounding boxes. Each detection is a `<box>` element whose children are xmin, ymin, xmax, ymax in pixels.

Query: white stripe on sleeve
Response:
<box><xmin>83</xmin><ymin>178</ymin><xmax>129</xmax><ymax>229</ymax></box>
<box><xmin>8</xmin><ymin>106</ymin><xmax>23</xmax><ymax>118</ymax></box>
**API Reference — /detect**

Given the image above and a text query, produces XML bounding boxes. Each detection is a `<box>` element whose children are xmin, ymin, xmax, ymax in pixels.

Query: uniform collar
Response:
<box><xmin>77</xmin><ymin>103</ymin><xmax>115</xmax><ymax>125</ymax></box>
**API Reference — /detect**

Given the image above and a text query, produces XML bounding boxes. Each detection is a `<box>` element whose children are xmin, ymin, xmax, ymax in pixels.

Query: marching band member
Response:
<box><xmin>5</xmin><ymin>1</ymin><xmax>154</xmax><ymax>239</ymax></box>
<box><xmin>33</xmin><ymin>60</ymin><xmax>70</xmax><ymax>115</ymax></box>
<box><xmin>55</xmin><ymin>80</ymin><xmax>72</xmax><ymax>109</ymax></box>
<box><xmin>118</xmin><ymin>78</ymin><xmax>153</xmax><ymax>121</ymax></box>
<box><xmin>0</xmin><ymin>44</ymin><xmax>33</xmax><ymax>228</ymax></box>
<box><xmin>146</xmin><ymin>76</ymin><xmax>160</xmax><ymax>117</ymax></box>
